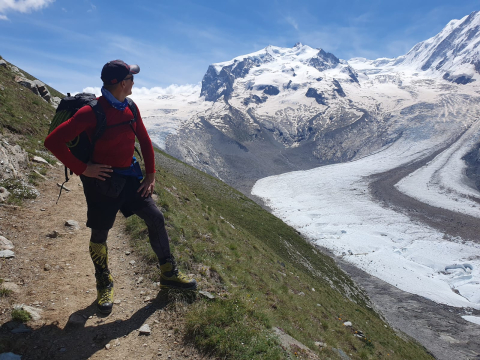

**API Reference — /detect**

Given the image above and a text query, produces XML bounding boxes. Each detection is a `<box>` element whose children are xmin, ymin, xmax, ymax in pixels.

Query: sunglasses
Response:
<box><xmin>124</xmin><ymin>75</ymin><xmax>134</xmax><ymax>82</ymax></box>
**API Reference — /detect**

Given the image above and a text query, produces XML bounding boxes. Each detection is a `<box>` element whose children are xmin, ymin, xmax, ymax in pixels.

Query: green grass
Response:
<box><xmin>185</xmin><ymin>297</ymin><xmax>284</xmax><ymax>359</ymax></box>
<box><xmin>124</xmin><ymin>149</ymin><xmax>434</xmax><ymax>360</ymax></box>
<box><xmin>0</xmin><ymin>287</ymin><xmax>12</xmax><ymax>297</ymax></box>
<box><xmin>0</xmin><ymin>179</ymin><xmax>38</xmax><ymax>205</ymax></box>
<box><xmin>0</xmin><ymin>279</ymin><xmax>12</xmax><ymax>298</ymax></box>
<box><xmin>11</xmin><ymin>309</ymin><xmax>31</xmax><ymax>323</ymax></box>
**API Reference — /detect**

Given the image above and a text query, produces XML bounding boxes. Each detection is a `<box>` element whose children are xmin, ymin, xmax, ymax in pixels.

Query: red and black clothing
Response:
<box><xmin>45</xmin><ymin>96</ymin><xmax>171</xmax><ymax>260</ymax></box>
<box><xmin>44</xmin><ymin>96</ymin><xmax>155</xmax><ymax>176</ymax></box>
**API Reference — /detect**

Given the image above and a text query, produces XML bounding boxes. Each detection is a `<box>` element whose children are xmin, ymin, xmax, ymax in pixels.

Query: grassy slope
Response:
<box><xmin>0</xmin><ymin>57</ymin><xmax>60</xmax><ymax>156</ymax></box>
<box><xmin>0</xmin><ymin>59</ymin><xmax>433</xmax><ymax>359</ymax></box>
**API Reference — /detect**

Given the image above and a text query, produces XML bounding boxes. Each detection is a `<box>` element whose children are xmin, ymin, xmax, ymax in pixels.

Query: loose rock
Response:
<box><xmin>44</xmin><ymin>264</ymin><xmax>51</xmax><ymax>271</ymax></box>
<box><xmin>0</xmin><ymin>236</ymin><xmax>13</xmax><ymax>250</ymax></box>
<box><xmin>32</xmin><ymin>156</ymin><xmax>49</xmax><ymax>165</ymax></box>
<box><xmin>67</xmin><ymin>314</ymin><xmax>86</xmax><ymax>327</ymax></box>
<box><xmin>65</xmin><ymin>220</ymin><xmax>80</xmax><ymax>230</ymax></box>
<box><xmin>57</xmin><ymin>183</ymin><xmax>71</xmax><ymax>192</ymax></box>
<box><xmin>2</xmin><ymin>282</ymin><xmax>19</xmax><ymax>293</ymax></box>
<box><xmin>46</xmin><ymin>230</ymin><xmax>60</xmax><ymax>238</ymax></box>
<box><xmin>199</xmin><ymin>291</ymin><xmax>215</xmax><ymax>299</ymax></box>
<box><xmin>343</xmin><ymin>321</ymin><xmax>352</xmax><ymax>327</ymax></box>
<box><xmin>138</xmin><ymin>324</ymin><xmax>151</xmax><ymax>335</ymax></box>
<box><xmin>0</xmin><ymin>250</ymin><xmax>14</xmax><ymax>258</ymax></box>
<box><xmin>0</xmin><ymin>187</ymin><xmax>10</xmax><ymax>203</ymax></box>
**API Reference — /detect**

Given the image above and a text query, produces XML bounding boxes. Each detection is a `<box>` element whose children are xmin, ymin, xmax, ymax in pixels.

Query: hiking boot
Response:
<box><xmin>160</xmin><ymin>256</ymin><xmax>197</xmax><ymax>290</ymax></box>
<box><xmin>95</xmin><ymin>270</ymin><xmax>114</xmax><ymax>314</ymax></box>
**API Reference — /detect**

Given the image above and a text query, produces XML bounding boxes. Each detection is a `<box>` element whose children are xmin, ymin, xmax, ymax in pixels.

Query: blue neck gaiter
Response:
<box><xmin>101</xmin><ymin>86</ymin><xmax>128</xmax><ymax>111</ymax></box>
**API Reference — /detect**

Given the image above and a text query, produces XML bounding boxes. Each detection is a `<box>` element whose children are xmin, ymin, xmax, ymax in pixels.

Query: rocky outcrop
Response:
<box><xmin>309</xmin><ymin>49</ymin><xmax>340</xmax><ymax>72</ymax></box>
<box><xmin>14</xmin><ymin>76</ymin><xmax>53</xmax><ymax>103</ymax></box>
<box><xmin>258</xmin><ymin>85</ymin><xmax>279</xmax><ymax>95</ymax></box>
<box><xmin>33</xmin><ymin>80</ymin><xmax>51</xmax><ymax>102</ymax></box>
<box><xmin>1</xmin><ymin>58</ymin><xmax>58</xmax><ymax>107</ymax></box>
<box><xmin>332</xmin><ymin>79</ymin><xmax>346</xmax><ymax>97</ymax></box>
<box><xmin>0</xmin><ymin>137</ymin><xmax>28</xmax><ymax>180</ymax></box>
<box><xmin>201</xmin><ymin>57</ymin><xmax>260</xmax><ymax>102</ymax></box>
<box><xmin>14</xmin><ymin>76</ymin><xmax>39</xmax><ymax>95</ymax></box>
<box><xmin>443</xmin><ymin>72</ymin><xmax>476</xmax><ymax>84</ymax></box>
<box><xmin>305</xmin><ymin>88</ymin><xmax>326</xmax><ymax>105</ymax></box>
<box><xmin>243</xmin><ymin>94</ymin><xmax>267</xmax><ymax>106</ymax></box>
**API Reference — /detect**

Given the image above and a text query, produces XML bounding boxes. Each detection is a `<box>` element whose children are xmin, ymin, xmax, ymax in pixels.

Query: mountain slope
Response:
<box><xmin>0</xmin><ymin>57</ymin><xmax>435</xmax><ymax>359</ymax></box>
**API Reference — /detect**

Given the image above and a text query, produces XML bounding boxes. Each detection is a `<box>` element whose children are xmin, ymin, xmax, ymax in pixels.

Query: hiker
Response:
<box><xmin>44</xmin><ymin>60</ymin><xmax>196</xmax><ymax>314</ymax></box>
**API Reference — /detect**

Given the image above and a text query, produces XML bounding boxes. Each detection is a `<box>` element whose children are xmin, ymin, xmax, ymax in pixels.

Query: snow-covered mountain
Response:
<box><xmin>351</xmin><ymin>10</ymin><xmax>480</xmax><ymax>84</ymax></box>
<box><xmin>134</xmin><ymin>10</ymin><xmax>480</xmax><ymax>193</ymax></box>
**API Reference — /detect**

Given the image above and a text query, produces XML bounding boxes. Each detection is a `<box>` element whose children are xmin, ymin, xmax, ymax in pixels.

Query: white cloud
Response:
<box><xmin>0</xmin><ymin>0</ymin><xmax>55</xmax><ymax>14</ymax></box>
<box><xmin>285</xmin><ymin>16</ymin><xmax>298</xmax><ymax>31</ymax></box>
<box><xmin>0</xmin><ymin>13</ymin><xmax>7</xmax><ymax>20</ymax></box>
<box><xmin>82</xmin><ymin>84</ymin><xmax>201</xmax><ymax>99</ymax></box>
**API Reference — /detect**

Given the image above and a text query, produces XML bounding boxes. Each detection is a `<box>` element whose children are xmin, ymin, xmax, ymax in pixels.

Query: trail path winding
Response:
<box><xmin>0</xmin><ymin>166</ymin><xmax>209</xmax><ymax>360</ymax></box>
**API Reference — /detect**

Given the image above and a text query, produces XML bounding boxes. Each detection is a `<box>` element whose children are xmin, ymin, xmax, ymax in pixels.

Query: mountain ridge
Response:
<box><xmin>145</xmin><ymin>10</ymin><xmax>480</xmax><ymax>194</ymax></box>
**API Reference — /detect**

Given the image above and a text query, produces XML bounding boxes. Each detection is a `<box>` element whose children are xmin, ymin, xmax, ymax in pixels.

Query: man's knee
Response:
<box><xmin>90</xmin><ymin>229</ymin><xmax>109</xmax><ymax>243</ymax></box>
<box><xmin>138</xmin><ymin>204</ymin><xmax>165</xmax><ymax>228</ymax></box>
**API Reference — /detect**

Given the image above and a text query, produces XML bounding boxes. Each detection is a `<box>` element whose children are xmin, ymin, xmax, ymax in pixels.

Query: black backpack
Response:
<box><xmin>48</xmin><ymin>92</ymin><xmax>139</xmax><ymax>201</ymax></box>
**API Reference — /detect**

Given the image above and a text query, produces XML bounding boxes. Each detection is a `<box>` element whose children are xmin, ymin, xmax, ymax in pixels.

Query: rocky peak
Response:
<box><xmin>398</xmin><ymin>10</ymin><xmax>480</xmax><ymax>80</ymax></box>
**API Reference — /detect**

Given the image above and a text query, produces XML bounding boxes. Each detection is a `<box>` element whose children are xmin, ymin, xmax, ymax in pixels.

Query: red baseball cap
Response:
<box><xmin>101</xmin><ymin>60</ymin><xmax>140</xmax><ymax>85</ymax></box>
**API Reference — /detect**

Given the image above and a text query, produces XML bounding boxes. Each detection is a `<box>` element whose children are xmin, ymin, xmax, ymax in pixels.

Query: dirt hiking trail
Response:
<box><xmin>0</xmin><ymin>165</ymin><xmax>212</xmax><ymax>360</ymax></box>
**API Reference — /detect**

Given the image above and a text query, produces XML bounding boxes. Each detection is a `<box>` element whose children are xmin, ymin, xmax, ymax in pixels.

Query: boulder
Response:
<box><xmin>14</xmin><ymin>76</ymin><xmax>39</xmax><ymax>95</ymax></box>
<box><xmin>0</xmin><ymin>60</ymin><xmax>7</xmax><ymax>68</ymax></box>
<box><xmin>51</xmin><ymin>96</ymin><xmax>61</xmax><ymax>108</ymax></box>
<box><xmin>33</xmin><ymin>80</ymin><xmax>51</xmax><ymax>101</ymax></box>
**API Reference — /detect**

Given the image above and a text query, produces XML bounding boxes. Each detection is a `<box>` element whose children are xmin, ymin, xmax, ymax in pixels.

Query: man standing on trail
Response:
<box><xmin>44</xmin><ymin>60</ymin><xmax>196</xmax><ymax>314</ymax></box>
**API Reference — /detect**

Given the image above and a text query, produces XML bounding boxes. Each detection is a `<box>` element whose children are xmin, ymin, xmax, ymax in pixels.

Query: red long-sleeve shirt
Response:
<box><xmin>44</xmin><ymin>96</ymin><xmax>155</xmax><ymax>175</ymax></box>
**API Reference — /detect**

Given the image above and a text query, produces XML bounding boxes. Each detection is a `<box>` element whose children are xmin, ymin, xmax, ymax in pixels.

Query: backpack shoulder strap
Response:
<box><xmin>126</xmin><ymin>97</ymin><xmax>138</xmax><ymax>122</ymax></box>
<box><xmin>87</xmin><ymin>99</ymin><xmax>107</xmax><ymax>159</ymax></box>
<box><xmin>126</xmin><ymin>97</ymin><xmax>143</xmax><ymax>161</ymax></box>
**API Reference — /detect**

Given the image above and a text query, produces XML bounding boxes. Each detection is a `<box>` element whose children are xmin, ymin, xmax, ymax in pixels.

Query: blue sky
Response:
<box><xmin>0</xmin><ymin>0</ymin><xmax>479</xmax><ymax>94</ymax></box>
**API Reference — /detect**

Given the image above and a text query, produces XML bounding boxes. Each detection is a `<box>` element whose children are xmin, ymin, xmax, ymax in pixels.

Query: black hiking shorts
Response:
<box><xmin>80</xmin><ymin>173</ymin><xmax>155</xmax><ymax>230</ymax></box>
